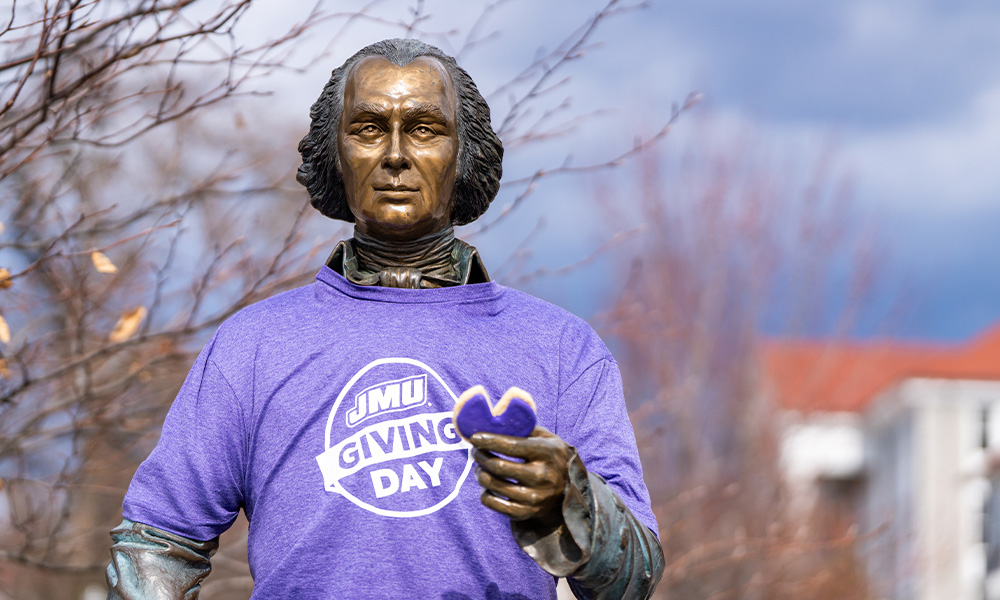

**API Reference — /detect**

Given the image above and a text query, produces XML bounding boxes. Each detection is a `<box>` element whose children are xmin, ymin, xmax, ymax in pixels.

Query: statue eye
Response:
<box><xmin>354</xmin><ymin>124</ymin><xmax>381</xmax><ymax>137</ymax></box>
<box><xmin>412</xmin><ymin>125</ymin><xmax>434</xmax><ymax>136</ymax></box>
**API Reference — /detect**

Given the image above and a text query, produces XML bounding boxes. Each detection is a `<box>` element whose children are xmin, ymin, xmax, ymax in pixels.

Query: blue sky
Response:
<box><xmin>243</xmin><ymin>0</ymin><xmax>1000</xmax><ymax>341</ymax></box>
<box><xmin>633</xmin><ymin>0</ymin><xmax>1000</xmax><ymax>340</ymax></box>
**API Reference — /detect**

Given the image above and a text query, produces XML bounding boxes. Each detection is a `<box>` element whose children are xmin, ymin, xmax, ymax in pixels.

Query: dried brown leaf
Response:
<box><xmin>0</xmin><ymin>314</ymin><xmax>9</xmax><ymax>344</ymax></box>
<box><xmin>109</xmin><ymin>307</ymin><xmax>146</xmax><ymax>343</ymax></box>
<box><xmin>0</xmin><ymin>268</ymin><xmax>10</xmax><ymax>289</ymax></box>
<box><xmin>92</xmin><ymin>251</ymin><xmax>118</xmax><ymax>274</ymax></box>
<box><xmin>0</xmin><ymin>357</ymin><xmax>9</xmax><ymax>380</ymax></box>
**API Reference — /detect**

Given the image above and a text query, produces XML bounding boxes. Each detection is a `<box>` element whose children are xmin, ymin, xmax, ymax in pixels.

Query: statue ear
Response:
<box><xmin>334</xmin><ymin>133</ymin><xmax>348</xmax><ymax>197</ymax></box>
<box><xmin>449</xmin><ymin>142</ymin><xmax>463</xmax><ymax>223</ymax></box>
<box><xmin>333</xmin><ymin>126</ymin><xmax>345</xmax><ymax>174</ymax></box>
<box><xmin>450</xmin><ymin>149</ymin><xmax>466</xmax><ymax>224</ymax></box>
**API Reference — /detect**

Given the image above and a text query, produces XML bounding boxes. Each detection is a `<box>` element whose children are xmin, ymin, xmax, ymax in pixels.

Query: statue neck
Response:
<box><xmin>327</xmin><ymin>226</ymin><xmax>488</xmax><ymax>289</ymax></box>
<box><xmin>352</xmin><ymin>226</ymin><xmax>458</xmax><ymax>275</ymax></box>
<box><xmin>326</xmin><ymin>226</ymin><xmax>490</xmax><ymax>289</ymax></box>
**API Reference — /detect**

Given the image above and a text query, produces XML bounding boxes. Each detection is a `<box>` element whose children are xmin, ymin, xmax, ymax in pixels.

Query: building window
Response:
<box><xmin>986</xmin><ymin>477</ymin><xmax>1000</xmax><ymax>575</ymax></box>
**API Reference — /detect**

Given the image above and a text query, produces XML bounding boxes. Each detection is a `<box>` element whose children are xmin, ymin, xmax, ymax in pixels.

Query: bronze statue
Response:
<box><xmin>107</xmin><ymin>38</ymin><xmax>663</xmax><ymax>599</ymax></box>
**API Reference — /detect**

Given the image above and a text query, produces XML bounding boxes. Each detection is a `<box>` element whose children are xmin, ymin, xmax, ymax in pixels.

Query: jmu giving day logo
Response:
<box><xmin>315</xmin><ymin>358</ymin><xmax>474</xmax><ymax>517</ymax></box>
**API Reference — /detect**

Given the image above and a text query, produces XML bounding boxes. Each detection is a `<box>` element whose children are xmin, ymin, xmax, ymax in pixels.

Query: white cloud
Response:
<box><xmin>841</xmin><ymin>83</ymin><xmax>1000</xmax><ymax>209</ymax></box>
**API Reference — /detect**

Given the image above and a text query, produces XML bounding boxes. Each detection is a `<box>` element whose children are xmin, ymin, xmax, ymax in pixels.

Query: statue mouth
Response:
<box><xmin>374</xmin><ymin>184</ymin><xmax>419</xmax><ymax>192</ymax></box>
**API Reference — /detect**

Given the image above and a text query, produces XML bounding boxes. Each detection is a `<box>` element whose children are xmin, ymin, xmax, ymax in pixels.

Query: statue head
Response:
<box><xmin>297</xmin><ymin>38</ymin><xmax>503</xmax><ymax>235</ymax></box>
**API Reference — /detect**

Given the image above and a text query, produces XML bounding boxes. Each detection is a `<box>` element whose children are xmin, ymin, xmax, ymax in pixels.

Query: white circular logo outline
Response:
<box><xmin>322</xmin><ymin>357</ymin><xmax>472</xmax><ymax>518</ymax></box>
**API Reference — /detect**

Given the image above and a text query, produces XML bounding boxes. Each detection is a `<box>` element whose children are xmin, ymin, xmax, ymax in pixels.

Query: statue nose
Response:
<box><xmin>382</xmin><ymin>129</ymin><xmax>410</xmax><ymax>170</ymax></box>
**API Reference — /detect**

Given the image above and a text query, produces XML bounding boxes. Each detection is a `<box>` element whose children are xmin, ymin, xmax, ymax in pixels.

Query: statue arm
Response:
<box><xmin>472</xmin><ymin>430</ymin><xmax>664</xmax><ymax>599</ymax></box>
<box><xmin>106</xmin><ymin>518</ymin><xmax>218</xmax><ymax>600</ymax></box>
<box><xmin>510</xmin><ymin>450</ymin><xmax>665</xmax><ymax>600</ymax></box>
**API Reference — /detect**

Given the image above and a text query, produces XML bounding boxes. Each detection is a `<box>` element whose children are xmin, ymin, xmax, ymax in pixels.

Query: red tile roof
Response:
<box><xmin>761</xmin><ymin>324</ymin><xmax>1000</xmax><ymax>413</ymax></box>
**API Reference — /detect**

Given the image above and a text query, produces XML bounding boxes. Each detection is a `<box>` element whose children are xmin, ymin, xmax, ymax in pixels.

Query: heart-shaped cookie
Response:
<box><xmin>453</xmin><ymin>385</ymin><xmax>537</xmax><ymax>442</ymax></box>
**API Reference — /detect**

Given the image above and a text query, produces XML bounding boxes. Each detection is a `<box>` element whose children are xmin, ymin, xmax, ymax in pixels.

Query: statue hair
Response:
<box><xmin>296</xmin><ymin>38</ymin><xmax>503</xmax><ymax>226</ymax></box>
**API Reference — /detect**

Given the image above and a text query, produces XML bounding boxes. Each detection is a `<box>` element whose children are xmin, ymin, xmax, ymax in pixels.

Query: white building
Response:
<box><xmin>764</xmin><ymin>325</ymin><xmax>1000</xmax><ymax>600</ymax></box>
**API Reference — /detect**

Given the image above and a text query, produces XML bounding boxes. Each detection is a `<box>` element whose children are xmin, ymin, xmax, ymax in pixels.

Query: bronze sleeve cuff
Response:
<box><xmin>106</xmin><ymin>518</ymin><xmax>218</xmax><ymax>600</ymax></box>
<box><xmin>511</xmin><ymin>450</ymin><xmax>665</xmax><ymax>599</ymax></box>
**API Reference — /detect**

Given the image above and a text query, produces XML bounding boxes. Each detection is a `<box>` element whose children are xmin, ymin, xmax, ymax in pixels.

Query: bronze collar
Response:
<box><xmin>325</xmin><ymin>237</ymin><xmax>489</xmax><ymax>289</ymax></box>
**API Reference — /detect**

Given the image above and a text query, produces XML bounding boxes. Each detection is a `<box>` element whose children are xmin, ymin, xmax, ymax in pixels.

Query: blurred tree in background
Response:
<box><xmin>0</xmin><ymin>1</ymin><xmax>878</xmax><ymax>598</ymax></box>
<box><xmin>0</xmin><ymin>1</ymin><xmax>335</xmax><ymax>596</ymax></box>
<box><xmin>601</xmin><ymin>138</ymin><xmax>877</xmax><ymax>599</ymax></box>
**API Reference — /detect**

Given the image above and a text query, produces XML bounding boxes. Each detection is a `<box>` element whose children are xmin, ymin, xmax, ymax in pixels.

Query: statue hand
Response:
<box><xmin>471</xmin><ymin>426</ymin><xmax>666</xmax><ymax>597</ymax></box>
<box><xmin>470</xmin><ymin>426</ymin><xmax>571</xmax><ymax>522</ymax></box>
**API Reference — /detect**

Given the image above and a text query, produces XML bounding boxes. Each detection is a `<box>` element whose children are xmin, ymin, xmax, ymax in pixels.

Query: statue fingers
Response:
<box><xmin>475</xmin><ymin>466</ymin><xmax>558</xmax><ymax>507</ymax></box>
<box><xmin>470</xmin><ymin>431</ymin><xmax>559</xmax><ymax>461</ymax></box>
<box><xmin>480</xmin><ymin>489</ymin><xmax>542</xmax><ymax>521</ymax></box>
<box><xmin>472</xmin><ymin>449</ymin><xmax>552</xmax><ymax>487</ymax></box>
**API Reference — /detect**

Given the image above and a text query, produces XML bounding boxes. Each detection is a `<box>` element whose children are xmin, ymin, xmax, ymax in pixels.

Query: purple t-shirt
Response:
<box><xmin>123</xmin><ymin>266</ymin><xmax>657</xmax><ymax>599</ymax></box>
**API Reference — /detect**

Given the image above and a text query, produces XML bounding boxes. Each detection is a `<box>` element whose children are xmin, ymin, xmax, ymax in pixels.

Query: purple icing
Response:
<box><xmin>455</xmin><ymin>391</ymin><xmax>537</xmax><ymax>439</ymax></box>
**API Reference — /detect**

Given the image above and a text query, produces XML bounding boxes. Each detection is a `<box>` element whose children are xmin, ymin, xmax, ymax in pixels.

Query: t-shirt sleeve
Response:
<box><xmin>556</xmin><ymin>356</ymin><xmax>659</xmax><ymax>538</ymax></box>
<box><xmin>122</xmin><ymin>330</ymin><xmax>248</xmax><ymax>541</ymax></box>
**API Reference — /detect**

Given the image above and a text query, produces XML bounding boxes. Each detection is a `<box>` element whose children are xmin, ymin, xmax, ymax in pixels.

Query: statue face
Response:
<box><xmin>338</xmin><ymin>55</ymin><xmax>459</xmax><ymax>241</ymax></box>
